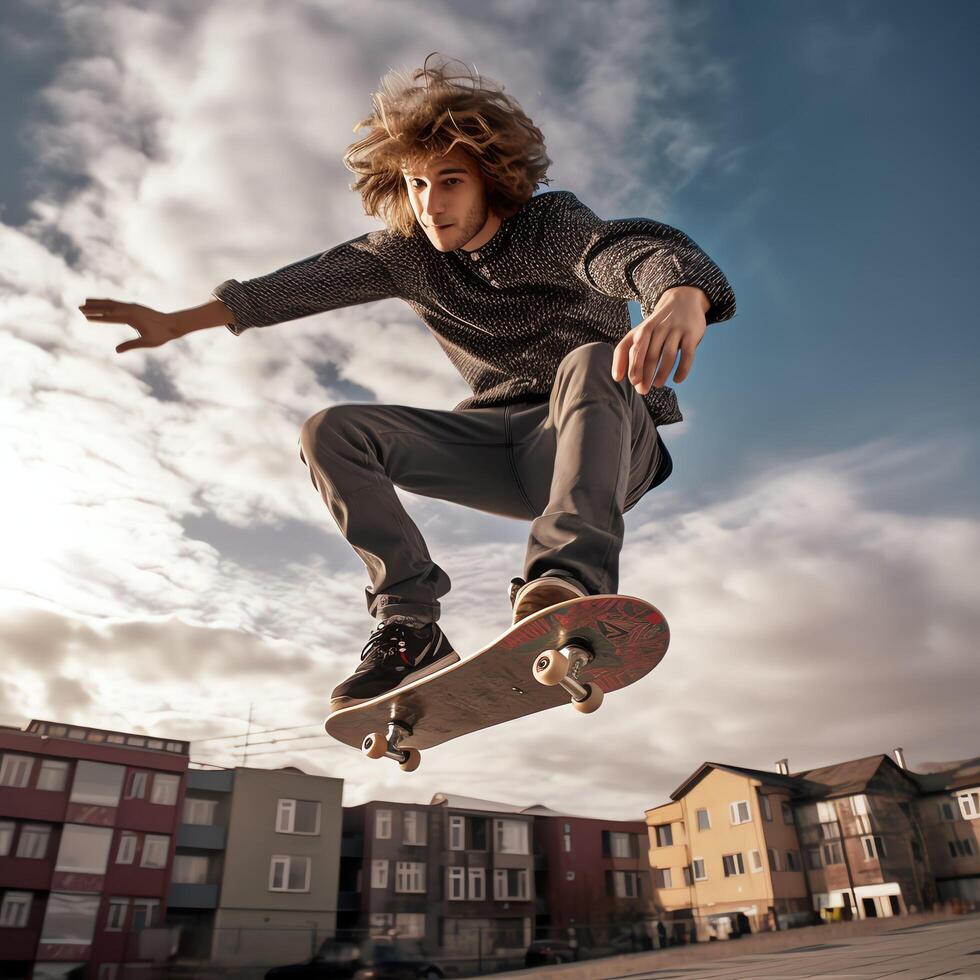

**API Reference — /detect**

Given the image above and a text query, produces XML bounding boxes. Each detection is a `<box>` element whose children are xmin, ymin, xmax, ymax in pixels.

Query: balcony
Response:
<box><xmin>176</xmin><ymin>824</ymin><xmax>226</xmax><ymax>850</ymax></box>
<box><xmin>186</xmin><ymin>769</ymin><xmax>233</xmax><ymax>792</ymax></box>
<box><xmin>168</xmin><ymin>882</ymin><xmax>219</xmax><ymax>909</ymax></box>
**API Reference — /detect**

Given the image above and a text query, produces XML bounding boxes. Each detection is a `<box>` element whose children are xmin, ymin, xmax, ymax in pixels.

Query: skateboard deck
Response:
<box><xmin>324</xmin><ymin>594</ymin><xmax>669</xmax><ymax>771</ymax></box>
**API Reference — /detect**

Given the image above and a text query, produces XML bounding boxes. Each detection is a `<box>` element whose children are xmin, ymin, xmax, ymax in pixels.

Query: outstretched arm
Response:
<box><xmin>78</xmin><ymin>298</ymin><xmax>235</xmax><ymax>354</ymax></box>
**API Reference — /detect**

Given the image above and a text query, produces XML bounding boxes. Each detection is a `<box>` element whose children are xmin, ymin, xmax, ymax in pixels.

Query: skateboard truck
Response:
<box><xmin>532</xmin><ymin>641</ymin><xmax>605</xmax><ymax>713</ymax></box>
<box><xmin>361</xmin><ymin>721</ymin><xmax>422</xmax><ymax>772</ymax></box>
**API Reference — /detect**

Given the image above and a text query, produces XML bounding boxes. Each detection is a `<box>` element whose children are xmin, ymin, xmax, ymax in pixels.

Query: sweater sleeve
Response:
<box><xmin>211</xmin><ymin>231</ymin><xmax>399</xmax><ymax>335</ymax></box>
<box><xmin>553</xmin><ymin>191</ymin><xmax>736</xmax><ymax>325</ymax></box>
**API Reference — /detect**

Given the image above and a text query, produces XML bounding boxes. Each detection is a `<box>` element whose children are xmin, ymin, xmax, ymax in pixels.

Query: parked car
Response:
<box><xmin>525</xmin><ymin>929</ymin><xmax>651</xmax><ymax>966</ymax></box>
<box><xmin>264</xmin><ymin>939</ymin><xmax>444</xmax><ymax>979</ymax></box>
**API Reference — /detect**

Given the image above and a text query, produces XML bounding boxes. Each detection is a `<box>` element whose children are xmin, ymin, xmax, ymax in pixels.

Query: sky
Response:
<box><xmin>1</xmin><ymin>0</ymin><xmax>978</xmax><ymax>820</ymax></box>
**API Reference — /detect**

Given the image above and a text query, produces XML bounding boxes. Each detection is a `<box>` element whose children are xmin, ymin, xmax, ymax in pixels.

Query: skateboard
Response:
<box><xmin>324</xmin><ymin>594</ymin><xmax>669</xmax><ymax>772</ymax></box>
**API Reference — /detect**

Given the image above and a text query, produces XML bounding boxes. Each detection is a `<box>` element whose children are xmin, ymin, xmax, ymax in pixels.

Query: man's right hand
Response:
<box><xmin>78</xmin><ymin>300</ymin><xmax>180</xmax><ymax>354</ymax></box>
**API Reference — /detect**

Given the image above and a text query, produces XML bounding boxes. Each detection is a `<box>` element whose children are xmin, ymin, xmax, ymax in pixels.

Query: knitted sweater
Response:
<box><xmin>211</xmin><ymin>190</ymin><xmax>736</xmax><ymax>425</ymax></box>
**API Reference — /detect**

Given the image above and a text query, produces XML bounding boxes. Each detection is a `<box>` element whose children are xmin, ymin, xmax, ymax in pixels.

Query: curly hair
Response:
<box><xmin>343</xmin><ymin>53</ymin><xmax>552</xmax><ymax>237</ymax></box>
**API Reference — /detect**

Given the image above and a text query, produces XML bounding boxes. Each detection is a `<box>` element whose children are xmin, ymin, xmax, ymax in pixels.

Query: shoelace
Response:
<box><xmin>359</xmin><ymin>621</ymin><xmax>412</xmax><ymax>663</ymax></box>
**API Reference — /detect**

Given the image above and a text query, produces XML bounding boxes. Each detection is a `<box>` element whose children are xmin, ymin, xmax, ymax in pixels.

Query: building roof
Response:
<box><xmin>430</xmin><ymin>793</ymin><xmax>530</xmax><ymax>814</ymax></box>
<box><xmin>905</xmin><ymin>756</ymin><xmax>980</xmax><ymax>794</ymax></box>
<box><xmin>666</xmin><ymin>761</ymin><xmax>808</xmax><ymax>803</ymax></box>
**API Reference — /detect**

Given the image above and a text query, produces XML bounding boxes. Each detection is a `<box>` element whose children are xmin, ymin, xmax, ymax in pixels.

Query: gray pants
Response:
<box><xmin>298</xmin><ymin>342</ymin><xmax>670</xmax><ymax>623</ymax></box>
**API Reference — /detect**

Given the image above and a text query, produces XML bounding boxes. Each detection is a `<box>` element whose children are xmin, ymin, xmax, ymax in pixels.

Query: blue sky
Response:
<box><xmin>0</xmin><ymin>0</ymin><xmax>977</xmax><ymax>814</ymax></box>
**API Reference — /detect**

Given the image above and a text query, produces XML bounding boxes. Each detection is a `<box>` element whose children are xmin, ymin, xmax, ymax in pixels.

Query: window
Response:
<box><xmin>781</xmin><ymin>801</ymin><xmax>793</xmax><ymax>824</ymax></box>
<box><xmin>785</xmin><ymin>850</ymin><xmax>800</xmax><ymax>871</ymax></box>
<box><xmin>723</xmin><ymin>853</ymin><xmax>745</xmax><ymax>877</ymax></box>
<box><xmin>140</xmin><ymin>835</ymin><xmax>169</xmax><ymax>868</ymax></box>
<box><xmin>56</xmin><ymin>824</ymin><xmax>112</xmax><ymax>874</ymax></box>
<box><xmin>269</xmin><ymin>855</ymin><xmax>311</xmax><ymax>892</ymax></box>
<box><xmin>696</xmin><ymin>807</ymin><xmax>711</xmax><ymax>830</ymax></box>
<box><xmin>371</xmin><ymin>860</ymin><xmax>388</xmax><ymax>889</ymax></box>
<box><xmin>0</xmin><ymin>891</ymin><xmax>31</xmax><ymax>928</ymax></box>
<box><xmin>116</xmin><ymin>832</ymin><xmax>137</xmax><ymax>864</ymax></box>
<box><xmin>653</xmin><ymin>867</ymin><xmax>671</xmax><ymax>888</ymax></box>
<box><xmin>861</xmin><ymin>835</ymin><xmax>887</xmax><ymax>860</ymax></box>
<box><xmin>471</xmin><ymin>818</ymin><xmax>488</xmax><ymax>851</ymax></box>
<box><xmin>15</xmin><ymin>824</ymin><xmax>50</xmax><ymax>859</ymax></box>
<box><xmin>749</xmin><ymin>849</ymin><xmax>763</xmax><ymax>873</ymax></box>
<box><xmin>369</xmin><ymin>912</ymin><xmax>394</xmax><ymax>937</ymax></box>
<box><xmin>950</xmin><ymin>838</ymin><xmax>976</xmax><ymax>857</ymax></box>
<box><xmin>449</xmin><ymin>815</ymin><xmax>465</xmax><ymax>850</ymax></box>
<box><xmin>105</xmin><ymin>898</ymin><xmax>129</xmax><ymax>931</ymax></box>
<box><xmin>610</xmin><ymin>831</ymin><xmax>633</xmax><ymax>856</ymax></box>
<box><xmin>759</xmin><ymin>795</ymin><xmax>772</xmax><ymax>821</ymax></box>
<box><xmin>37</xmin><ymin>760</ymin><xmax>68</xmax><ymax>792</ymax></box>
<box><xmin>822</xmin><ymin>841</ymin><xmax>844</xmax><ymax>865</ymax></box>
<box><xmin>939</xmin><ymin>801</ymin><xmax>956</xmax><ymax>821</ymax></box>
<box><xmin>806</xmin><ymin>847</ymin><xmax>823</xmax><ymax>869</ymax></box>
<box><xmin>70</xmin><ymin>761</ymin><xmax>124</xmax><ymax>807</ymax></box>
<box><xmin>957</xmin><ymin>790</ymin><xmax>980</xmax><ymax>820</ymax></box>
<box><xmin>565</xmin><ymin>870</ymin><xmax>575</xmax><ymax>881</ymax></box>
<box><xmin>0</xmin><ymin>821</ymin><xmax>13</xmax><ymax>856</ymax></box>
<box><xmin>682</xmin><ymin>865</ymin><xmax>693</xmax><ymax>886</ymax></box>
<box><xmin>492</xmin><ymin>868</ymin><xmax>529</xmax><ymax>900</ymax></box>
<box><xmin>375</xmin><ymin>809</ymin><xmax>392</xmax><ymax>840</ymax></box>
<box><xmin>468</xmin><ymin>867</ymin><xmax>486</xmax><ymax>900</ymax></box>
<box><xmin>40</xmin><ymin>892</ymin><xmax>100</xmax><ymax>944</ymax></box>
<box><xmin>0</xmin><ymin>754</ymin><xmax>33</xmax><ymax>788</ymax></box>
<box><xmin>172</xmin><ymin>855</ymin><xmax>208</xmax><ymax>884</ymax></box>
<box><xmin>126</xmin><ymin>771</ymin><xmax>147</xmax><ymax>799</ymax></box>
<box><xmin>150</xmin><ymin>773</ymin><xmax>179</xmax><ymax>805</ymax></box>
<box><xmin>448</xmin><ymin>867</ymin><xmax>465</xmax><ymax>900</ymax></box>
<box><xmin>608</xmin><ymin>870</ymin><xmax>642</xmax><ymax>897</ymax></box>
<box><xmin>653</xmin><ymin>824</ymin><xmax>673</xmax><ymax>848</ymax></box>
<box><xmin>563</xmin><ymin>823</ymin><xmax>572</xmax><ymax>852</ymax></box>
<box><xmin>395</xmin><ymin>861</ymin><xmax>426</xmax><ymax>894</ymax></box>
<box><xmin>277</xmin><ymin>799</ymin><xmax>320</xmax><ymax>835</ymax></box>
<box><xmin>819</xmin><ymin>821</ymin><xmax>839</xmax><ymax>840</ymax></box>
<box><xmin>183</xmin><ymin>797</ymin><xmax>217</xmax><ymax>825</ymax></box>
<box><xmin>403</xmin><ymin>810</ymin><xmax>427</xmax><ymax>845</ymax></box>
<box><xmin>98</xmin><ymin>965</ymin><xmax>119</xmax><ymax>980</ymax></box>
<box><xmin>767</xmin><ymin>848</ymin><xmax>779</xmax><ymax>872</ymax></box>
<box><xmin>494</xmin><ymin>819</ymin><xmax>529</xmax><ymax>855</ymax></box>
<box><xmin>394</xmin><ymin>912</ymin><xmax>425</xmax><ymax>938</ymax></box>
<box><xmin>816</xmin><ymin>801</ymin><xmax>836</xmax><ymax>823</ymax></box>
<box><xmin>729</xmin><ymin>801</ymin><xmax>751</xmax><ymax>825</ymax></box>
<box><xmin>692</xmin><ymin>858</ymin><xmax>707</xmax><ymax>880</ymax></box>
<box><xmin>131</xmin><ymin>899</ymin><xmax>159</xmax><ymax>930</ymax></box>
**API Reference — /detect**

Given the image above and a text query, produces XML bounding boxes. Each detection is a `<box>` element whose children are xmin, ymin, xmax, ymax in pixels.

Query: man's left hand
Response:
<box><xmin>612</xmin><ymin>285</ymin><xmax>710</xmax><ymax>394</ymax></box>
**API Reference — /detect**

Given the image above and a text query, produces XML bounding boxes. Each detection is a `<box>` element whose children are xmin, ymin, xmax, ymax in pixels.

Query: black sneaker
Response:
<box><xmin>329</xmin><ymin>619</ymin><xmax>460</xmax><ymax>712</ymax></box>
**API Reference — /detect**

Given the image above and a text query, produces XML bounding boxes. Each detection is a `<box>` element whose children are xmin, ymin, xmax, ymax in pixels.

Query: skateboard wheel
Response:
<box><xmin>572</xmin><ymin>682</ymin><xmax>604</xmax><ymax>714</ymax></box>
<box><xmin>532</xmin><ymin>649</ymin><xmax>568</xmax><ymax>686</ymax></box>
<box><xmin>399</xmin><ymin>748</ymin><xmax>421</xmax><ymax>773</ymax></box>
<box><xmin>362</xmin><ymin>732</ymin><xmax>388</xmax><ymax>759</ymax></box>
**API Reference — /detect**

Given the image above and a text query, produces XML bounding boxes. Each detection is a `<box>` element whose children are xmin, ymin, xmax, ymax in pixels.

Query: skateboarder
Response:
<box><xmin>79</xmin><ymin>55</ymin><xmax>735</xmax><ymax>712</ymax></box>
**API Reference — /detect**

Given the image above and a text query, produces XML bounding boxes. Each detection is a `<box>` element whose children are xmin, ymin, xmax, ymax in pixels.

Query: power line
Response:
<box><xmin>188</xmin><ymin>722</ymin><xmax>323</xmax><ymax>744</ymax></box>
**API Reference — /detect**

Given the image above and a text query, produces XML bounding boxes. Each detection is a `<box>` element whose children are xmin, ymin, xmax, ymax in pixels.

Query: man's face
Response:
<box><xmin>402</xmin><ymin>146</ymin><xmax>492</xmax><ymax>252</ymax></box>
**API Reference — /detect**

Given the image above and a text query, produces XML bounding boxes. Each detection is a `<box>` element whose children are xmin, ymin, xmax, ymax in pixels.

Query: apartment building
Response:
<box><xmin>339</xmin><ymin>794</ymin><xmax>535</xmax><ymax>961</ymax></box>
<box><xmin>527</xmin><ymin>804</ymin><xmax>656</xmax><ymax>937</ymax></box>
<box><xmin>645</xmin><ymin>749</ymin><xmax>979</xmax><ymax>941</ymax></box>
<box><xmin>1</xmin><ymin>719</ymin><xmax>345</xmax><ymax>978</ymax></box>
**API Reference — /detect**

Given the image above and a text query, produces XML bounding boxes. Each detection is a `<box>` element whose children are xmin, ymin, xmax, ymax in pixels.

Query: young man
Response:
<box><xmin>79</xmin><ymin>57</ymin><xmax>736</xmax><ymax>712</ymax></box>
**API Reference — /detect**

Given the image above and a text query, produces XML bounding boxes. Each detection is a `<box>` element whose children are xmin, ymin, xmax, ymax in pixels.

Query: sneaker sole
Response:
<box><xmin>329</xmin><ymin>647</ymin><xmax>460</xmax><ymax>714</ymax></box>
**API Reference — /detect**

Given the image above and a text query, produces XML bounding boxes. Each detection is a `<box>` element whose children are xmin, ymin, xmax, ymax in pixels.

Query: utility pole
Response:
<box><xmin>242</xmin><ymin>702</ymin><xmax>254</xmax><ymax>766</ymax></box>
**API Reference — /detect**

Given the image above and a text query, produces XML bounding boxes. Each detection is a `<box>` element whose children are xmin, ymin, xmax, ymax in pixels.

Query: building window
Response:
<box><xmin>16</xmin><ymin>824</ymin><xmax>51</xmax><ymax>859</ymax></box>
<box><xmin>105</xmin><ymin>899</ymin><xmax>129</xmax><ymax>932</ymax></box>
<box><xmin>394</xmin><ymin>912</ymin><xmax>425</xmax><ymax>938</ymax></box>
<box><xmin>652</xmin><ymin>867</ymin><xmax>672</xmax><ymax>889</ymax></box>
<box><xmin>759</xmin><ymin>795</ymin><xmax>772</xmax><ymax>821</ymax></box>
<box><xmin>139</xmin><ymin>835</ymin><xmax>169</xmax><ymax>869</ymax></box>
<box><xmin>492</xmin><ymin>868</ymin><xmax>529</xmax><ymax>900</ymax></box>
<box><xmin>692</xmin><ymin>858</ymin><xmax>707</xmax><ymax>880</ymax></box>
<box><xmin>269</xmin><ymin>855</ymin><xmax>311</xmax><ymax>892</ymax></box>
<box><xmin>183</xmin><ymin>797</ymin><xmax>217</xmax><ymax>825</ymax></box>
<box><xmin>0</xmin><ymin>754</ymin><xmax>33</xmax><ymax>788</ymax></box>
<box><xmin>469</xmin><ymin>867</ymin><xmax>486</xmax><ymax>900</ymax></box>
<box><xmin>172</xmin><ymin>855</ymin><xmax>208</xmax><ymax>884</ymax></box>
<box><xmin>494</xmin><ymin>819</ymin><xmax>529</xmax><ymax>855</ymax></box>
<box><xmin>652</xmin><ymin>824</ymin><xmax>672</xmax><ymax>848</ymax></box>
<box><xmin>609</xmin><ymin>831</ymin><xmax>633</xmax><ymax>856</ymax></box>
<box><xmin>861</xmin><ymin>835</ymin><xmax>887</xmax><ymax>860</ymax></box>
<box><xmin>277</xmin><ymin>799</ymin><xmax>320</xmax><ymax>835</ymax></box>
<box><xmin>729</xmin><ymin>801</ymin><xmax>751</xmax><ymax>825</ymax></box>
<box><xmin>57</xmin><ymin>824</ymin><xmax>112</xmax><ymax>874</ymax></box>
<box><xmin>723</xmin><ymin>853</ymin><xmax>745</xmax><ymax>877</ymax></box>
<box><xmin>781</xmin><ymin>801</ymin><xmax>793</xmax><ymax>824</ymax></box>
<box><xmin>939</xmin><ymin>801</ymin><xmax>956</xmax><ymax>821</ymax></box>
<box><xmin>395</xmin><ymin>861</ymin><xmax>426</xmax><ymax>894</ymax></box>
<box><xmin>150</xmin><ymin>773</ymin><xmax>179</xmax><ymax>806</ymax></box>
<box><xmin>949</xmin><ymin>838</ymin><xmax>976</xmax><ymax>857</ymax></box>
<box><xmin>126</xmin><ymin>771</ymin><xmax>147</xmax><ymax>800</ymax></box>
<box><xmin>563</xmin><ymin>823</ymin><xmax>572</xmax><ymax>852</ymax></box>
<box><xmin>375</xmin><ymin>809</ymin><xmax>392</xmax><ymax>840</ymax></box>
<box><xmin>449</xmin><ymin>815</ymin><xmax>465</xmax><ymax>850</ymax></box>
<box><xmin>608</xmin><ymin>870</ymin><xmax>642</xmax><ymax>897</ymax></box>
<box><xmin>565</xmin><ymin>870</ymin><xmax>575</xmax><ymax>882</ymax></box>
<box><xmin>0</xmin><ymin>891</ymin><xmax>31</xmax><ymax>928</ymax></box>
<box><xmin>749</xmin><ymin>849</ymin><xmax>763</xmax><ymax>873</ymax></box>
<box><xmin>696</xmin><ymin>807</ymin><xmax>711</xmax><ymax>830</ymax></box>
<box><xmin>806</xmin><ymin>847</ymin><xmax>823</xmax><ymax>869</ymax></box>
<box><xmin>448</xmin><ymin>867</ymin><xmax>465</xmax><ymax>900</ymax></box>
<box><xmin>403</xmin><ymin>810</ymin><xmax>427</xmax><ymax>846</ymax></box>
<box><xmin>131</xmin><ymin>899</ymin><xmax>159</xmax><ymax>930</ymax></box>
<box><xmin>767</xmin><ymin>847</ymin><xmax>780</xmax><ymax>871</ymax></box>
<box><xmin>116</xmin><ymin>832</ymin><xmax>137</xmax><ymax>865</ymax></box>
<box><xmin>0</xmin><ymin>821</ymin><xmax>14</xmax><ymax>856</ymax></box>
<box><xmin>40</xmin><ymin>892</ymin><xmax>100</xmax><ymax>944</ymax></box>
<box><xmin>369</xmin><ymin>913</ymin><xmax>394</xmax><ymax>937</ymax></box>
<box><xmin>37</xmin><ymin>760</ymin><xmax>68</xmax><ymax>792</ymax></box>
<box><xmin>682</xmin><ymin>865</ymin><xmax>693</xmax><ymax>886</ymax></box>
<box><xmin>957</xmin><ymin>790</ymin><xmax>980</xmax><ymax>820</ymax></box>
<box><xmin>816</xmin><ymin>801</ymin><xmax>836</xmax><ymax>823</ymax></box>
<box><xmin>785</xmin><ymin>850</ymin><xmax>800</xmax><ymax>871</ymax></box>
<box><xmin>70</xmin><ymin>761</ymin><xmax>124</xmax><ymax>807</ymax></box>
<box><xmin>98</xmin><ymin>965</ymin><xmax>119</xmax><ymax>980</ymax></box>
<box><xmin>822</xmin><ymin>841</ymin><xmax>844</xmax><ymax>865</ymax></box>
<box><xmin>471</xmin><ymin>818</ymin><xmax>488</xmax><ymax>851</ymax></box>
<box><xmin>370</xmin><ymin>859</ymin><xmax>388</xmax><ymax>889</ymax></box>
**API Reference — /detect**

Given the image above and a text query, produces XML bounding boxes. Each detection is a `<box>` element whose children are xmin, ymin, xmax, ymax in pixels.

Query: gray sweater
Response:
<box><xmin>211</xmin><ymin>190</ymin><xmax>736</xmax><ymax>425</ymax></box>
